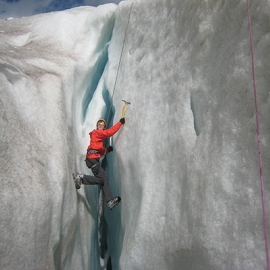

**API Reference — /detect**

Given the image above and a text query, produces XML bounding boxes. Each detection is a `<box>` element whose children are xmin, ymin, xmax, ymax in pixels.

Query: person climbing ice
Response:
<box><xmin>73</xmin><ymin>117</ymin><xmax>125</xmax><ymax>210</ymax></box>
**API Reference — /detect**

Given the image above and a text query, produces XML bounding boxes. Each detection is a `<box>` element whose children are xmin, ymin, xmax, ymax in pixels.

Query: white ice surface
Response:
<box><xmin>0</xmin><ymin>4</ymin><xmax>117</xmax><ymax>270</ymax></box>
<box><xmin>1</xmin><ymin>0</ymin><xmax>270</xmax><ymax>270</ymax></box>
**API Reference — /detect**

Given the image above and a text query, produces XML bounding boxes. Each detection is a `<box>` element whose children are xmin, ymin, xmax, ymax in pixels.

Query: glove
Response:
<box><xmin>120</xmin><ymin>118</ymin><xmax>125</xmax><ymax>124</ymax></box>
<box><xmin>107</xmin><ymin>146</ymin><xmax>113</xmax><ymax>153</ymax></box>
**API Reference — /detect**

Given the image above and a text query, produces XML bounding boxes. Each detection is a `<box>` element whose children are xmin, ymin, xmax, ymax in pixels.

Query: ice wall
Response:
<box><xmin>1</xmin><ymin>0</ymin><xmax>270</xmax><ymax>270</ymax></box>
<box><xmin>105</xmin><ymin>0</ymin><xmax>270</xmax><ymax>269</ymax></box>
<box><xmin>0</xmin><ymin>5</ymin><xmax>117</xmax><ymax>270</ymax></box>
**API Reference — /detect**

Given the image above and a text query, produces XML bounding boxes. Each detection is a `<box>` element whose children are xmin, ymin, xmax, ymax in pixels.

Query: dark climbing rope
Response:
<box><xmin>106</xmin><ymin>0</ymin><xmax>135</xmax><ymax>124</ymax></box>
<box><xmin>246</xmin><ymin>1</ymin><xmax>269</xmax><ymax>269</ymax></box>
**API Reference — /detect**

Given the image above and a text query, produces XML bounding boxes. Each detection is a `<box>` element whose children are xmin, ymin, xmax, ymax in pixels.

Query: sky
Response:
<box><xmin>0</xmin><ymin>0</ymin><xmax>124</xmax><ymax>19</ymax></box>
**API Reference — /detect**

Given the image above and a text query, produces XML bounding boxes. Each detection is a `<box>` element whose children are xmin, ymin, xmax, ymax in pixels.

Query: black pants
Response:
<box><xmin>82</xmin><ymin>158</ymin><xmax>113</xmax><ymax>202</ymax></box>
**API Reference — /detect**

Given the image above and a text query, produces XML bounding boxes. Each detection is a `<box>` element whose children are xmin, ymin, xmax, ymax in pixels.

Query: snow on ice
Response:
<box><xmin>1</xmin><ymin>0</ymin><xmax>270</xmax><ymax>269</ymax></box>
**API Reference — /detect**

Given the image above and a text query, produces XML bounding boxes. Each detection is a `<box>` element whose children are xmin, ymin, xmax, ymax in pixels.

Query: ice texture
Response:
<box><xmin>1</xmin><ymin>0</ymin><xmax>270</xmax><ymax>270</ymax></box>
<box><xmin>0</xmin><ymin>4</ymin><xmax>117</xmax><ymax>270</ymax></box>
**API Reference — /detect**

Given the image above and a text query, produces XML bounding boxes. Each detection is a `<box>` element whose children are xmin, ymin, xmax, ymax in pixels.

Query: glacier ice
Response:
<box><xmin>1</xmin><ymin>0</ymin><xmax>270</xmax><ymax>270</ymax></box>
<box><xmin>0</xmin><ymin>4</ymin><xmax>118</xmax><ymax>270</ymax></box>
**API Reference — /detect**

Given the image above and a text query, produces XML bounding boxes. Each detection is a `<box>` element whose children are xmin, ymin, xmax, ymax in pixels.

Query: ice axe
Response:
<box><xmin>121</xmin><ymin>100</ymin><xmax>131</xmax><ymax>122</ymax></box>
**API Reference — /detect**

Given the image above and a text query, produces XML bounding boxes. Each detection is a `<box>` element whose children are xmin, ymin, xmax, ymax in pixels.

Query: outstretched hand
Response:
<box><xmin>120</xmin><ymin>118</ymin><xmax>125</xmax><ymax>124</ymax></box>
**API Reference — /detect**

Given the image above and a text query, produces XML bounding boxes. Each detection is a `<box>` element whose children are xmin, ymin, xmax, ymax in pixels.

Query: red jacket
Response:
<box><xmin>86</xmin><ymin>121</ymin><xmax>122</xmax><ymax>159</ymax></box>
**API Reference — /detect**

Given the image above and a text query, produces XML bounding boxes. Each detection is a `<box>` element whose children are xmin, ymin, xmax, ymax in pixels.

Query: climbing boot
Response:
<box><xmin>107</xmin><ymin>196</ymin><xmax>121</xmax><ymax>210</ymax></box>
<box><xmin>73</xmin><ymin>173</ymin><xmax>84</xmax><ymax>189</ymax></box>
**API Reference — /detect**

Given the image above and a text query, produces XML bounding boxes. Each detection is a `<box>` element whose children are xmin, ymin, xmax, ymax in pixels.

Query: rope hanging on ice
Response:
<box><xmin>106</xmin><ymin>0</ymin><xmax>135</xmax><ymax>124</ymax></box>
<box><xmin>97</xmin><ymin>0</ymin><xmax>134</xmax><ymax>225</ymax></box>
<box><xmin>246</xmin><ymin>1</ymin><xmax>270</xmax><ymax>269</ymax></box>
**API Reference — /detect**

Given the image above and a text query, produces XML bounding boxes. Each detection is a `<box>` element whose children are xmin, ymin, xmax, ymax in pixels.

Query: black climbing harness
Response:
<box><xmin>87</xmin><ymin>149</ymin><xmax>99</xmax><ymax>155</ymax></box>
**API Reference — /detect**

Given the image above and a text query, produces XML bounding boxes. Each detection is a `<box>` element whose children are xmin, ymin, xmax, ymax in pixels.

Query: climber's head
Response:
<box><xmin>96</xmin><ymin>119</ymin><xmax>106</xmax><ymax>130</ymax></box>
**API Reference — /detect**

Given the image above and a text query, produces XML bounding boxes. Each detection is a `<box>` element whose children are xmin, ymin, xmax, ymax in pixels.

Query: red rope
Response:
<box><xmin>246</xmin><ymin>1</ymin><xmax>270</xmax><ymax>269</ymax></box>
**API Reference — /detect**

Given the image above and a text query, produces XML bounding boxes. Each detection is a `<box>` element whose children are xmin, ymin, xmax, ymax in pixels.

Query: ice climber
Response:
<box><xmin>73</xmin><ymin>118</ymin><xmax>125</xmax><ymax>210</ymax></box>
